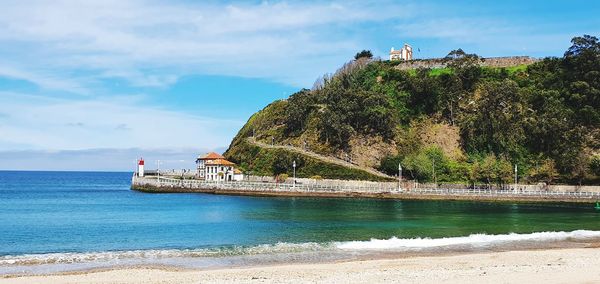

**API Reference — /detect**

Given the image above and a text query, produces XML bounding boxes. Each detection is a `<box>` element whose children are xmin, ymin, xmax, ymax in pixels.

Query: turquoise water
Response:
<box><xmin>0</xmin><ymin>171</ymin><xmax>599</xmax><ymax>273</ymax></box>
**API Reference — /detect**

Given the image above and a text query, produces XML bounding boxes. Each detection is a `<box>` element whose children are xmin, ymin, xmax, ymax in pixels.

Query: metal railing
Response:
<box><xmin>132</xmin><ymin>177</ymin><xmax>600</xmax><ymax>200</ymax></box>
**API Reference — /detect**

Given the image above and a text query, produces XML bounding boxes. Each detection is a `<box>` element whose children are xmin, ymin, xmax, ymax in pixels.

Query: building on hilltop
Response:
<box><xmin>390</xmin><ymin>44</ymin><xmax>413</xmax><ymax>61</ymax></box>
<box><xmin>196</xmin><ymin>152</ymin><xmax>244</xmax><ymax>181</ymax></box>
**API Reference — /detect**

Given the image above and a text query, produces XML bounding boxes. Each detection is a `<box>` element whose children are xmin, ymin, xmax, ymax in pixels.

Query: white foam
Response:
<box><xmin>2</xmin><ymin>230</ymin><xmax>599</xmax><ymax>267</ymax></box>
<box><xmin>0</xmin><ymin>242</ymin><xmax>332</xmax><ymax>266</ymax></box>
<box><xmin>335</xmin><ymin>230</ymin><xmax>600</xmax><ymax>250</ymax></box>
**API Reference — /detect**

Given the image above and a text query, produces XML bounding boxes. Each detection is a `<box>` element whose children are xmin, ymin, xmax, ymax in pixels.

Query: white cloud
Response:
<box><xmin>0</xmin><ymin>65</ymin><xmax>90</xmax><ymax>94</ymax></box>
<box><xmin>397</xmin><ymin>18</ymin><xmax>515</xmax><ymax>43</ymax></box>
<box><xmin>0</xmin><ymin>0</ymin><xmax>410</xmax><ymax>88</ymax></box>
<box><xmin>0</xmin><ymin>92</ymin><xmax>242</xmax><ymax>151</ymax></box>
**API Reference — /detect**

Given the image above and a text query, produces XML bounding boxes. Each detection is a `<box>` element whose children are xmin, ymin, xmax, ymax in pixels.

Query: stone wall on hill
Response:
<box><xmin>394</xmin><ymin>56</ymin><xmax>539</xmax><ymax>70</ymax></box>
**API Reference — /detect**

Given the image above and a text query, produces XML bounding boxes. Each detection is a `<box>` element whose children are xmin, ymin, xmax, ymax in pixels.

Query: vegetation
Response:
<box><xmin>225</xmin><ymin>139</ymin><xmax>391</xmax><ymax>181</ymax></box>
<box><xmin>225</xmin><ymin>35</ymin><xmax>600</xmax><ymax>185</ymax></box>
<box><xmin>276</xmin><ymin>173</ymin><xmax>288</xmax><ymax>182</ymax></box>
<box><xmin>355</xmin><ymin>50</ymin><xmax>373</xmax><ymax>60</ymax></box>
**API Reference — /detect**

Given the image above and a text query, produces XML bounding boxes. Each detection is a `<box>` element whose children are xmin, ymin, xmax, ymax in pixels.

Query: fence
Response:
<box><xmin>132</xmin><ymin>176</ymin><xmax>600</xmax><ymax>200</ymax></box>
<box><xmin>134</xmin><ymin>176</ymin><xmax>398</xmax><ymax>193</ymax></box>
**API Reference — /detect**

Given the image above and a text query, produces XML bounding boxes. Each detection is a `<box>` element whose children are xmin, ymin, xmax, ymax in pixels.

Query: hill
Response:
<box><xmin>224</xmin><ymin>35</ymin><xmax>600</xmax><ymax>185</ymax></box>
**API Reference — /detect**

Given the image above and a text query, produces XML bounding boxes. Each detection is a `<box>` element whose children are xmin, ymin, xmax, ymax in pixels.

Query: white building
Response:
<box><xmin>196</xmin><ymin>152</ymin><xmax>224</xmax><ymax>179</ymax></box>
<box><xmin>137</xmin><ymin>158</ymin><xmax>145</xmax><ymax>177</ymax></box>
<box><xmin>196</xmin><ymin>152</ymin><xmax>244</xmax><ymax>181</ymax></box>
<box><xmin>390</xmin><ymin>44</ymin><xmax>413</xmax><ymax>61</ymax></box>
<box><xmin>233</xmin><ymin>169</ymin><xmax>244</xmax><ymax>181</ymax></box>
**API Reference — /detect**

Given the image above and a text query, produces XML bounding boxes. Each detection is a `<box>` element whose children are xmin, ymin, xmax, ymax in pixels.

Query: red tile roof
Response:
<box><xmin>197</xmin><ymin>152</ymin><xmax>225</xmax><ymax>160</ymax></box>
<box><xmin>205</xmin><ymin>159</ymin><xmax>236</xmax><ymax>166</ymax></box>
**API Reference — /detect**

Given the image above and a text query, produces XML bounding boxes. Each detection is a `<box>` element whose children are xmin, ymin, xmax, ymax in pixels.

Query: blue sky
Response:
<box><xmin>0</xmin><ymin>0</ymin><xmax>598</xmax><ymax>170</ymax></box>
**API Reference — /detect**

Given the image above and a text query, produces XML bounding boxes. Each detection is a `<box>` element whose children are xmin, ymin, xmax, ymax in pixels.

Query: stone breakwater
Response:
<box><xmin>132</xmin><ymin>176</ymin><xmax>600</xmax><ymax>204</ymax></box>
<box><xmin>394</xmin><ymin>56</ymin><xmax>539</xmax><ymax>70</ymax></box>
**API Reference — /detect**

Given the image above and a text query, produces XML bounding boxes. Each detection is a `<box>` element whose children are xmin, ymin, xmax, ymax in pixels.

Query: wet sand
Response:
<box><xmin>3</xmin><ymin>247</ymin><xmax>600</xmax><ymax>284</ymax></box>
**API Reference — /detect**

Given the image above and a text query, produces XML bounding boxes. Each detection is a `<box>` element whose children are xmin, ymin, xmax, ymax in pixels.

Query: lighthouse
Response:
<box><xmin>137</xmin><ymin>158</ymin><xmax>145</xmax><ymax>177</ymax></box>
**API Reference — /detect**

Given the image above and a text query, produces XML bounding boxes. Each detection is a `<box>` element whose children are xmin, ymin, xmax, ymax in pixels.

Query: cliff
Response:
<box><xmin>225</xmin><ymin>36</ymin><xmax>600</xmax><ymax>185</ymax></box>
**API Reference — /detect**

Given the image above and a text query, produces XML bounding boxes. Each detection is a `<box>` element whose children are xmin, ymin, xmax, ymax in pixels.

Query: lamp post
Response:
<box><xmin>156</xmin><ymin>160</ymin><xmax>162</xmax><ymax>184</ymax></box>
<box><xmin>398</xmin><ymin>163</ymin><xmax>402</xmax><ymax>191</ymax></box>
<box><xmin>293</xmin><ymin>160</ymin><xmax>296</xmax><ymax>189</ymax></box>
<box><xmin>514</xmin><ymin>164</ymin><xmax>518</xmax><ymax>190</ymax></box>
<box><xmin>432</xmin><ymin>159</ymin><xmax>436</xmax><ymax>187</ymax></box>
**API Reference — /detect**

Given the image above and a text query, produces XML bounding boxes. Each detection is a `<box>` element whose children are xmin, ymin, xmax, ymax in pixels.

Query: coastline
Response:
<box><xmin>132</xmin><ymin>183</ymin><xmax>600</xmax><ymax>204</ymax></box>
<box><xmin>3</xmin><ymin>247</ymin><xmax>600</xmax><ymax>283</ymax></box>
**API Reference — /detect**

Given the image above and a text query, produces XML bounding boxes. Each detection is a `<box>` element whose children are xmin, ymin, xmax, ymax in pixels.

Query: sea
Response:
<box><xmin>1</xmin><ymin>171</ymin><xmax>600</xmax><ymax>275</ymax></box>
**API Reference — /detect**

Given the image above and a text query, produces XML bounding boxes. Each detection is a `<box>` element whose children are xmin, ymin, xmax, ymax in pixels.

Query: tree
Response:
<box><xmin>277</xmin><ymin>173</ymin><xmax>289</xmax><ymax>182</ymax></box>
<box><xmin>564</xmin><ymin>35</ymin><xmax>600</xmax><ymax>67</ymax></box>
<box><xmin>403</xmin><ymin>151</ymin><xmax>432</xmax><ymax>181</ymax></box>
<box><xmin>571</xmin><ymin>151</ymin><xmax>590</xmax><ymax>185</ymax></box>
<box><xmin>360</xmin><ymin>90</ymin><xmax>396</xmax><ymax>138</ymax></box>
<box><xmin>354</xmin><ymin>50</ymin><xmax>373</xmax><ymax>60</ymax></box>
<box><xmin>528</xmin><ymin>159</ymin><xmax>559</xmax><ymax>184</ymax></box>
<box><xmin>402</xmin><ymin>146</ymin><xmax>449</xmax><ymax>182</ymax></box>
<box><xmin>378</xmin><ymin>155</ymin><xmax>403</xmax><ymax>176</ymax></box>
<box><xmin>496</xmin><ymin>157</ymin><xmax>513</xmax><ymax>185</ymax></box>
<box><xmin>459</xmin><ymin>80</ymin><xmax>526</xmax><ymax>158</ymax></box>
<box><xmin>408</xmin><ymin>68</ymin><xmax>440</xmax><ymax>117</ymax></box>
<box><xmin>473</xmin><ymin>155</ymin><xmax>497</xmax><ymax>185</ymax></box>
<box><xmin>590</xmin><ymin>155</ymin><xmax>600</xmax><ymax>177</ymax></box>
<box><xmin>284</xmin><ymin>89</ymin><xmax>315</xmax><ymax>135</ymax></box>
<box><xmin>445</xmin><ymin>49</ymin><xmax>483</xmax><ymax>71</ymax></box>
<box><xmin>471</xmin><ymin>154</ymin><xmax>512</xmax><ymax>186</ymax></box>
<box><xmin>272</xmin><ymin>155</ymin><xmax>291</xmax><ymax>176</ymax></box>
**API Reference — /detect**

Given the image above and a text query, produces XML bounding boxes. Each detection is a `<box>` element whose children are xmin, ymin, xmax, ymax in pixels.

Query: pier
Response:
<box><xmin>132</xmin><ymin>176</ymin><xmax>600</xmax><ymax>204</ymax></box>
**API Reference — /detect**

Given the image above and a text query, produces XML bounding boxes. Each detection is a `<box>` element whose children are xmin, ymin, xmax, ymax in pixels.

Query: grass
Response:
<box><xmin>504</xmin><ymin>64</ymin><xmax>529</xmax><ymax>75</ymax></box>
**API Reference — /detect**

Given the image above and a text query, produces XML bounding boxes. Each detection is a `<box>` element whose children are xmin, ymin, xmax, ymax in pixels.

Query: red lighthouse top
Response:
<box><xmin>138</xmin><ymin>158</ymin><xmax>144</xmax><ymax>166</ymax></box>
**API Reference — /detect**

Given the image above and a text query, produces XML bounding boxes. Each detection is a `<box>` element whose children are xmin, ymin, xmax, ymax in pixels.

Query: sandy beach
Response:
<box><xmin>2</xmin><ymin>247</ymin><xmax>600</xmax><ymax>284</ymax></box>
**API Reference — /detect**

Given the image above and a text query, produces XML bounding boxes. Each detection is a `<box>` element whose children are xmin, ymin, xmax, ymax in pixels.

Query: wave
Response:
<box><xmin>335</xmin><ymin>230</ymin><xmax>600</xmax><ymax>250</ymax></box>
<box><xmin>2</xmin><ymin>230</ymin><xmax>599</xmax><ymax>267</ymax></box>
<box><xmin>0</xmin><ymin>242</ymin><xmax>333</xmax><ymax>266</ymax></box>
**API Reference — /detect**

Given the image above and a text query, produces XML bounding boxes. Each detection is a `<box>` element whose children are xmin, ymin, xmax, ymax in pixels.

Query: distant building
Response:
<box><xmin>390</xmin><ymin>44</ymin><xmax>413</xmax><ymax>61</ymax></box>
<box><xmin>196</xmin><ymin>152</ymin><xmax>244</xmax><ymax>181</ymax></box>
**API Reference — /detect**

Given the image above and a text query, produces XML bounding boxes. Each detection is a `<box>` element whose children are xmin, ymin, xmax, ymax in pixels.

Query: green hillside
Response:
<box><xmin>225</xmin><ymin>35</ymin><xmax>600</xmax><ymax>185</ymax></box>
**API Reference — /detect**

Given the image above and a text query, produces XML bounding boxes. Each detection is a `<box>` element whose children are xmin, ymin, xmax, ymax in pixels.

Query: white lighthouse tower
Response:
<box><xmin>137</xmin><ymin>158</ymin><xmax>145</xmax><ymax>177</ymax></box>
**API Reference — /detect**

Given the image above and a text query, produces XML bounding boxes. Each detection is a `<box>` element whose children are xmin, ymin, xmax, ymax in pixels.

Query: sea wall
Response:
<box><xmin>394</xmin><ymin>56</ymin><xmax>539</xmax><ymax>70</ymax></box>
<box><xmin>131</xmin><ymin>176</ymin><xmax>600</xmax><ymax>204</ymax></box>
<box><xmin>247</xmin><ymin>175</ymin><xmax>600</xmax><ymax>193</ymax></box>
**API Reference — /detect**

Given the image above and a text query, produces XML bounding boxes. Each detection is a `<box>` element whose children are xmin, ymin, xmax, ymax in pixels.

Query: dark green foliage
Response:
<box><xmin>284</xmin><ymin>89</ymin><xmax>314</xmax><ymax>135</ymax></box>
<box><xmin>227</xmin><ymin>35</ymin><xmax>600</xmax><ymax>184</ymax></box>
<box><xmin>459</xmin><ymin>79</ymin><xmax>526</xmax><ymax>157</ymax></box>
<box><xmin>590</xmin><ymin>156</ymin><xmax>600</xmax><ymax>177</ymax></box>
<box><xmin>378</xmin><ymin>155</ymin><xmax>403</xmax><ymax>176</ymax></box>
<box><xmin>354</xmin><ymin>50</ymin><xmax>373</xmax><ymax>60</ymax></box>
<box><xmin>470</xmin><ymin>154</ymin><xmax>513</xmax><ymax>185</ymax></box>
<box><xmin>528</xmin><ymin>159</ymin><xmax>559</xmax><ymax>184</ymax></box>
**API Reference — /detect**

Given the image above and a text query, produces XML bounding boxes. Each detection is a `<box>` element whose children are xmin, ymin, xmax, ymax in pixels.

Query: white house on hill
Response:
<box><xmin>390</xmin><ymin>44</ymin><xmax>413</xmax><ymax>61</ymax></box>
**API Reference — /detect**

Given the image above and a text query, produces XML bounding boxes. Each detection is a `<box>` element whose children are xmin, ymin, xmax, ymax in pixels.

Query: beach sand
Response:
<box><xmin>2</xmin><ymin>247</ymin><xmax>600</xmax><ymax>284</ymax></box>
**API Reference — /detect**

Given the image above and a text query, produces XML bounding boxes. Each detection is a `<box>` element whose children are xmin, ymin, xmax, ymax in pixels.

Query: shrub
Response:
<box><xmin>528</xmin><ymin>159</ymin><xmax>559</xmax><ymax>184</ymax></box>
<box><xmin>590</xmin><ymin>155</ymin><xmax>600</xmax><ymax>177</ymax></box>
<box><xmin>277</xmin><ymin>173</ymin><xmax>289</xmax><ymax>182</ymax></box>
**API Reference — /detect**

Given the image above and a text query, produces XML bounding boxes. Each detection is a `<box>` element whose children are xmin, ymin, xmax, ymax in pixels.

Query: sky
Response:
<box><xmin>0</xmin><ymin>0</ymin><xmax>598</xmax><ymax>171</ymax></box>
